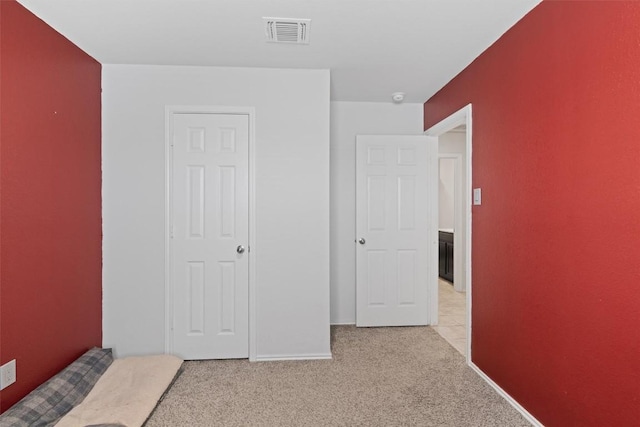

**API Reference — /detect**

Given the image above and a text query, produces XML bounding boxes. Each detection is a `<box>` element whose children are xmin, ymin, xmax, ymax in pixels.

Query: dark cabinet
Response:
<box><xmin>438</xmin><ymin>231</ymin><xmax>454</xmax><ymax>282</ymax></box>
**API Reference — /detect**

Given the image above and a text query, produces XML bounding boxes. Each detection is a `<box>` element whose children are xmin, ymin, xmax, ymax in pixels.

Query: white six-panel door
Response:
<box><xmin>355</xmin><ymin>135</ymin><xmax>438</xmax><ymax>327</ymax></box>
<box><xmin>171</xmin><ymin>113</ymin><xmax>249</xmax><ymax>359</ymax></box>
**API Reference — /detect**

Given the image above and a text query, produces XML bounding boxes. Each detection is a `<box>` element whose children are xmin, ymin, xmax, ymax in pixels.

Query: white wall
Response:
<box><xmin>439</xmin><ymin>158</ymin><xmax>455</xmax><ymax>230</ymax></box>
<box><xmin>330</xmin><ymin>101</ymin><xmax>424</xmax><ymax>324</ymax></box>
<box><xmin>439</xmin><ymin>130</ymin><xmax>465</xmax><ymax>154</ymax></box>
<box><xmin>102</xmin><ymin>65</ymin><xmax>331</xmax><ymax>359</ymax></box>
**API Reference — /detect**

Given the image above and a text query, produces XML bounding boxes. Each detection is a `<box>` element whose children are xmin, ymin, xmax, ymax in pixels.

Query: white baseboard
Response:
<box><xmin>255</xmin><ymin>353</ymin><xmax>333</xmax><ymax>362</ymax></box>
<box><xmin>330</xmin><ymin>322</ymin><xmax>356</xmax><ymax>326</ymax></box>
<box><xmin>469</xmin><ymin>362</ymin><xmax>544</xmax><ymax>427</ymax></box>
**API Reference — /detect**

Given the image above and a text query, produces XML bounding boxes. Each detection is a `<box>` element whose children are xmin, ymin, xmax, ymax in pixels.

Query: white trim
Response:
<box><xmin>164</xmin><ymin>105</ymin><xmax>257</xmax><ymax>361</ymax></box>
<box><xmin>425</xmin><ymin>104</ymin><xmax>472</xmax><ymax>362</ymax></box>
<box><xmin>255</xmin><ymin>353</ymin><xmax>333</xmax><ymax>362</ymax></box>
<box><xmin>469</xmin><ymin>362</ymin><xmax>544</xmax><ymax>426</ymax></box>
<box><xmin>330</xmin><ymin>322</ymin><xmax>356</xmax><ymax>326</ymax></box>
<box><xmin>164</xmin><ymin>108</ymin><xmax>173</xmax><ymax>355</ymax></box>
<box><xmin>247</xmin><ymin>108</ymin><xmax>257</xmax><ymax>362</ymax></box>
<box><xmin>425</xmin><ymin>105</ymin><xmax>470</xmax><ymax>136</ymax></box>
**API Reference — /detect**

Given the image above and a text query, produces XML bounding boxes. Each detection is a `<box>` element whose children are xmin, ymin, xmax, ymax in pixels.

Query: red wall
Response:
<box><xmin>0</xmin><ymin>1</ymin><xmax>102</xmax><ymax>411</ymax></box>
<box><xmin>424</xmin><ymin>1</ymin><xmax>640</xmax><ymax>425</ymax></box>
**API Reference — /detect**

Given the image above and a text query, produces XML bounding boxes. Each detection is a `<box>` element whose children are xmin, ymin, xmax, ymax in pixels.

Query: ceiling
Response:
<box><xmin>17</xmin><ymin>0</ymin><xmax>541</xmax><ymax>103</ymax></box>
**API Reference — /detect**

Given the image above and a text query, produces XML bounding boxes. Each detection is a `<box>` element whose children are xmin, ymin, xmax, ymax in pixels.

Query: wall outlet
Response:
<box><xmin>0</xmin><ymin>359</ymin><xmax>16</xmax><ymax>390</ymax></box>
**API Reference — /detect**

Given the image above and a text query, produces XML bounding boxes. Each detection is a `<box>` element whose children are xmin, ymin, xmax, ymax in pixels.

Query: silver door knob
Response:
<box><xmin>236</xmin><ymin>245</ymin><xmax>245</xmax><ymax>254</ymax></box>
<box><xmin>358</xmin><ymin>238</ymin><xmax>366</xmax><ymax>245</ymax></box>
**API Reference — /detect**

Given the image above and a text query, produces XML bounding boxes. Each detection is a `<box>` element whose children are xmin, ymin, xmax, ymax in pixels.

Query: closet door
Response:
<box><xmin>171</xmin><ymin>113</ymin><xmax>249</xmax><ymax>359</ymax></box>
<box><xmin>355</xmin><ymin>135</ymin><xmax>438</xmax><ymax>327</ymax></box>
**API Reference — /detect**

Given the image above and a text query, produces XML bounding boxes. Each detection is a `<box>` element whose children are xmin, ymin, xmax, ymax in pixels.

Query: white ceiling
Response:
<box><xmin>17</xmin><ymin>0</ymin><xmax>541</xmax><ymax>103</ymax></box>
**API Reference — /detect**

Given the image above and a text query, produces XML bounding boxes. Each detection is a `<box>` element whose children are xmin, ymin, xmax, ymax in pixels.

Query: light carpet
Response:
<box><xmin>146</xmin><ymin>326</ymin><xmax>530</xmax><ymax>426</ymax></box>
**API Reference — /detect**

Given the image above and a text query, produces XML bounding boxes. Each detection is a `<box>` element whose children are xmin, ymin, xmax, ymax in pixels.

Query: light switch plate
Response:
<box><xmin>473</xmin><ymin>188</ymin><xmax>482</xmax><ymax>205</ymax></box>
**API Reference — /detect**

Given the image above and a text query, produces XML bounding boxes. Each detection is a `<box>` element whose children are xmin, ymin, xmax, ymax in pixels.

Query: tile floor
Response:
<box><xmin>432</xmin><ymin>279</ymin><xmax>467</xmax><ymax>356</ymax></box>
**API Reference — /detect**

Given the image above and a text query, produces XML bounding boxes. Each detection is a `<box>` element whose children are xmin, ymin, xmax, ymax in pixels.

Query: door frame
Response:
<box><xmin>164</xmin><ymin>105</ymin><xmax>257</xmax><ymax>361</ymax></box>
<box><xmin>425</xmin><ymin>104</ymin><xmax>472</xmax><ymax>362</ymax></box>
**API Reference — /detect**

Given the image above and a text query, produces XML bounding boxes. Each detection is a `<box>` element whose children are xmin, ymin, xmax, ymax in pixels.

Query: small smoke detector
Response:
<box><xmin>264</xmin><ymin>18</ymin><xmax>311</xmax><ymax>44</ymax></box>
<box><xmin>392</xmin><ymin>92</ymin><xmax>405</xmax><ymax>104</ymax></box>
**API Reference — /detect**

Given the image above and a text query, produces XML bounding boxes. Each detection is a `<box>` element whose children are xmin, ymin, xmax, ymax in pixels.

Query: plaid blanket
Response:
<box><xmin>0</xmin><ymin>347</ymin><xmax>113</xmax><ymax>427</ymax></box>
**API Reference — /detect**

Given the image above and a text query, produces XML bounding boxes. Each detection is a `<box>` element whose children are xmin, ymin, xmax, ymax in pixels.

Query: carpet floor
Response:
<box><xmin>146</xmin><ymin>326</ymin><xmax>531</xmax><ymax>427</ymax></box>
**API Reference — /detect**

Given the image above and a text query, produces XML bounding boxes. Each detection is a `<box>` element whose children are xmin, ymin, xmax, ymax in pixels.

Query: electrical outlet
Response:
<box><xmin>0</xmin><ymin>359</ymin><xmax>16</xmax><ymax>390</ymax></box>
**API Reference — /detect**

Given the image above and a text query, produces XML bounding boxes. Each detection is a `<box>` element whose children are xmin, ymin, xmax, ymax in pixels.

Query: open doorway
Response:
<box><xmin>435</xmin><ymin>132</ymin><xmax>465</xmax><ymax>355</ymax></box>
<box><xmin>425</xmin><ymin>105</ymin><xmax>472</xmax><ymax>362</ymax></box>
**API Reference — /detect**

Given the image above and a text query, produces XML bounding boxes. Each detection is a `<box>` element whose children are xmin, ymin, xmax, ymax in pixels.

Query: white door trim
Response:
<box><xmin>425</xmin><ymin>103</ymin><xmax>472</xmax><ymax>363</ymax></box>
<box><xmin>164</xmin><ymin>105</ymin><xmax>257</xmax><ymax>361</ymax></box>
<box><xmin>427</xmin><ymin>106</ymin><xmax>543</xmax><ymax>427</ymax></box>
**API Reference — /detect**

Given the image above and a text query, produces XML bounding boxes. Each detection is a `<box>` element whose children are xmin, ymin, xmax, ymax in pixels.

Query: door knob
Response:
<box><xmin>358</xmin><ymin>238</ymin><xmax>366</xmax><ymax>245</ymax></box>
<box><xmin>236</xmin><ymin>245</ymin><xmax>245</xmax><ymax>254</ymax></box>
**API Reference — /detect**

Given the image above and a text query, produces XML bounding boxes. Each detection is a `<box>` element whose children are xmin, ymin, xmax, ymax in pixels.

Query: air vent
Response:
<box><xmin>264</xmin><ymin>18</ymin><xmax>311</xmax><ymax>44</ymax></box>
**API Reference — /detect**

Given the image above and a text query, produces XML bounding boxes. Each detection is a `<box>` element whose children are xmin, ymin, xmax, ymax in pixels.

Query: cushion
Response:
<box><xmin>0</xmin><ymin>348</ymin><xmax>113</xmax><ymax>427</ymax></box>
<box><xmin>54</xmin><ymin>354</ymin><xmax>182</xmax><ymax>427</ymax></box>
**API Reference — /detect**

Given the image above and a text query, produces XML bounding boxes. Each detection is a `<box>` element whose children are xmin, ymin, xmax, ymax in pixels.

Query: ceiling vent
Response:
<box><xmin>264</xmin><ymin>18</ymin><xmax>311</xmax><ymax>44</ymax></box>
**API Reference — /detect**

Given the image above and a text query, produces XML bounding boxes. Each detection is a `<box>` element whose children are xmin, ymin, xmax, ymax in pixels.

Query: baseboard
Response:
<box><xmin>255</xmin><ymin>353</ymin><xmax>333</xmax><ymax>362</ymax></box>
<box><xmin>330</xmin><ymin>322</ymin><xmax>356</xmax><ymax>326</ymax></box>
<box><xmin>469</xmin><ymin>362</ymin><xmax>544</xmax><ymax>427</ymax></box>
